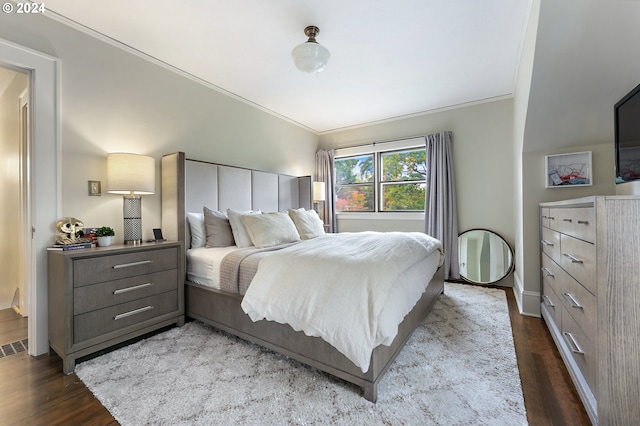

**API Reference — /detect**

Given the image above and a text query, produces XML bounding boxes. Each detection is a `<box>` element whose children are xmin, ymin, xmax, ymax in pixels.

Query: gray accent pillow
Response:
<box><xmin>203</xmin><ymin>207</ymin><xmax>234</xmax><ymax>247</ymax></box>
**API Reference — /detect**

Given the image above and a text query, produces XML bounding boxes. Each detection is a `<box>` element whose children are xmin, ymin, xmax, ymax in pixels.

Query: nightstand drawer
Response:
<box><xmin>74</xmin><ymin>247</ymin><xmax>178</xmax><ymax>287</ymax></box>
<box><xmin>74</xmin><ymin>269</ymin><xmax>178</xmax><ymax>315</ymax></box>
<box><xmin>74</xmin><ymin>291</ymin><xmax>178</xmax><ymax>343</ymax></box>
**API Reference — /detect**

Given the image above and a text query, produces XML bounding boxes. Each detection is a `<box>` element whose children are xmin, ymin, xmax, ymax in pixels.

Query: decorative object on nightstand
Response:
<box><xmin>95</xmin><ymin>226</ymin><xmax>115</xmax><ymax>247</ymax></box>
<box><xmin>55</xmin><ymin>217</ymin><xmax>92</xmax><ymax>245</ymax></box>
<box><xmin>47</xmin><ymin>241</ymin><xmax>185</xmax><ymax>374</ymax></box>
<box><xmin>107</xmin><ymin>153</ymin><xmax>155</xmax><ymax>245</ymax></box>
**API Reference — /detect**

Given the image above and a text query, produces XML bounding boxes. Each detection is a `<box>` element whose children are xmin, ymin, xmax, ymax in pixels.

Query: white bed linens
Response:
<box><xmin>187</xmin><ymin>246</ymin><xmax>241</xmax><ymax>288</ymax></box>
<box><xmin>241</xmin><ymin>231</ymin><xmax>444</xmax><ymax>372</ymax></box>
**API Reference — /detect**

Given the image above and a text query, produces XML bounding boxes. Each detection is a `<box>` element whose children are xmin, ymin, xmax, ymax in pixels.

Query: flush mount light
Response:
<box><xmin>291</xmin><ymin>26</ymin><xmax>331</xmax><ymax>73</ymax></box>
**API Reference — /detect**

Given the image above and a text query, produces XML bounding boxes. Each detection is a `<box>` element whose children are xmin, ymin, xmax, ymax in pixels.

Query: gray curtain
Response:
<box><xmin>425</xmin><ymin>131</ymin><xmax>460</xmax><ymax>280</ymax></box>
<box><xmin>315</xmin><ymin>149</ymin><xmax>336</xmax><ymax>233</ymax></box>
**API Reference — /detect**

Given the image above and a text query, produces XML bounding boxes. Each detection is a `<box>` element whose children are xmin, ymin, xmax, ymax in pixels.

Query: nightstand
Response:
<box><xmin>47</xmin><ymin>241</ymin><xmax>184</xmax><ymax>374</ymax></box>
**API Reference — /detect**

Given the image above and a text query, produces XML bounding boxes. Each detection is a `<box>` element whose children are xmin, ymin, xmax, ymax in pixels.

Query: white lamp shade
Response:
<box><xmin>313</xmin><ymin>181</ymin><xmax>326</xmax><ymax>202</ymax></box>
<box><xmin>292</xmin><ymin>42</ymin><xmax>331</xmax><ymax>73</ymax></box>
<box><xmin>107</xmin><ymin>153</ymin><xmax>155</xmax><ymax>195</ymax></box>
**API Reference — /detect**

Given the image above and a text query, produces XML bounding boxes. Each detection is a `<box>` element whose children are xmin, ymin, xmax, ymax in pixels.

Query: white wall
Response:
<box><xmin>0</xmin><ymin>13</ymin><xmax>317</xmax><ymax>244</ymax></box>
<box><xmin>0</xmin><ymin>71</ymin><xmax>27</xmax><ymax>309</ymax></box>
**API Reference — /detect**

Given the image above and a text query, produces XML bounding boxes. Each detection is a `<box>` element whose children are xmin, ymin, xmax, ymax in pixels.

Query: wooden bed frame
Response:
<box><xmin>161</xmin><ymin>152</ymin><xmax>444</xmax><ymax>402</ymax></box>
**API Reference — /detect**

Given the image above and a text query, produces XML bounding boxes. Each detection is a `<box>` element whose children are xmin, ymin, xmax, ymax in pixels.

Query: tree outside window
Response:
<box><xmin>380</xmin><ymin>149</ymin><xmax>426</xmax><ymax>211</ymax></box>
<box><xmin>335</xmin><ymin>155</ymin><xmax>374</xmax><ymax>211</ymax></box>
<box><xmin>335</xmin><ymin>148</ymin><xmax>426</xmax><ymax>212</ymax></box>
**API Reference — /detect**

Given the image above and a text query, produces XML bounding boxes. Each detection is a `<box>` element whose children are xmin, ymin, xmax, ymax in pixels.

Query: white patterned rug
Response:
<box><xmin>76</xmin><ymin>283</ymin><xmax>527</xmax><ymax>425</ymax></box>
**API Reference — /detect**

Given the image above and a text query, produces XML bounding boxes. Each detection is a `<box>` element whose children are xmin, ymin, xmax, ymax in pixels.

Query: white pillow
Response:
<box><xmin>288</xmin><ymin>208</ymin><xmax>325</xmax><ymax>240</ymax></box>
<box><xmin>241</xmin><ymin>211</ymin><xmax>301</xmax><ymax>248</ymax></box>
<box><xmin>227</xmin><ymin>209</ymin><xmax>261</xmax><ymax>248</ymax></box>
<box><xmin>187</xmin><ymin>212</ymin><xmax>205</xmax><ymax>248</ymax></box>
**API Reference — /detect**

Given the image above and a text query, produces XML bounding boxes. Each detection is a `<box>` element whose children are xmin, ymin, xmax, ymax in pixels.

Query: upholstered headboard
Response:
<box><xmin>161</xmin><ymin>152</ymin><xmax>312</xmax><ymax>249</ymax></box>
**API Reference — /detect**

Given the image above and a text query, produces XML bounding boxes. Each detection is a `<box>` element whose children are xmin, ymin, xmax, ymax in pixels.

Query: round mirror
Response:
<box><xmin>458</xmin><ymin>229</ymin><xmax>514</xmax><ymax>285</ymax></box>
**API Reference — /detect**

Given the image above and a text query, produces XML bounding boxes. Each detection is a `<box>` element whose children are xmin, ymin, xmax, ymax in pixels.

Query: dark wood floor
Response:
<box><xmin>0</xmin><ymin>289</ymin><xmax>591</xmax><ymax>425</ymax></box>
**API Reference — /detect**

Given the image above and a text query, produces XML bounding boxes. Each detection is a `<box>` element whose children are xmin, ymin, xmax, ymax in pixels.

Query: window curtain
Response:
<box><xmin>315</xmin><ymin>149</ymin><xmax>336</xmax><ymax>233</ymax></box>
<box><xmin>425</xmin><ymin>131</ymin><xmax>460</xmax><ymax>280</ymax></box>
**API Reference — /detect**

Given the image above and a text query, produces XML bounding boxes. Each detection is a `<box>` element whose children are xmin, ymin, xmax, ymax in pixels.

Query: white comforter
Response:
<box><xmin>240</xmin><ymin>231</ymin><xmax>443</xmax><ymax>372</ymax></box>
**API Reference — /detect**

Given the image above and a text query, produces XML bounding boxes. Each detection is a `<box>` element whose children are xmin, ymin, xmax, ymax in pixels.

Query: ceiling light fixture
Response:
<box><xmin>291</xmin><ymin>26</ymin><xmax>330</xmax><ymax>74</ymax></box>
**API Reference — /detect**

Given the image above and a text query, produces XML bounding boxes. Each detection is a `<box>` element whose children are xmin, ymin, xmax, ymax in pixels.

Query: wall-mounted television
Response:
<box><xmin>615</xmin><ymin>82</ymin><xmax>640</xmax><ymax>183</ymax></box>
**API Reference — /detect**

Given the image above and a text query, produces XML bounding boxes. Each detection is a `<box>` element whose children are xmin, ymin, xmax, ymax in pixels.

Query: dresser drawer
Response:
<box><xmin>561</xmin><ymin>306</ymin><xmax>596</xmax><ymax>391</ymax></box>
<box><xmin>74</xmin><ymin>291</ymin><xmax>178</xmax><ymax>343</ymax></box>
<box><xmin>540</xmin><ymin>207</ymin><xmax>551</xmax><ymax>228</ymax></box>
<box><xmin>74</xmin><ymin>247</ymin><xmax>178</xmax><ymax>287</ymax></box>
<box><xmin>74</xmin><ymin>269</ymin><xmax>178</xmax><ymax>315</ymax></box>
<box><xmin>552</xmin><ymin>207</ymin><xmax>596</xmax><ymax>243</ymax></box>
<box><xmin>541</xmin><ymin>227</ymin><xmax>561</xmax><ymax>263</ymax></box>
<box><xmin>541</xmin><ymin>254</ymin><xmax>563</xmax><ymax>326</ymax></box>
<box><xmin>558</xmin><ymin>271</ymin><xmax>596</xmax><ymax>341</ymax></box>
<box><xmin>559</xmin><ymin>234</ymin><xmax>596</xmax><ymax>295</ymax></box>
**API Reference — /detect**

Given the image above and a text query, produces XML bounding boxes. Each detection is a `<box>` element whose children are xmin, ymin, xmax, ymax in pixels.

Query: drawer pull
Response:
<box><xmin>563</xmin><ymin>253</ymin><xmax>583</xmax><ymax>263</ymax></box>
<box><xmin>541</xmin><ymin>240</ymin><xmax>554</xmax><ymax>247</ymax></box>
<box><xmin>113</xmin><ymin>260</ymin><xmax>153</xmax><ymax>269</ymax></box>
<box><xmin>562</xmin><ymin>332</ymin><xmax>585</xmax><ymax>355</ymax></box>
<box><xmin>113</xmin><ymin>282</ymin><xmax>154</xmax><ymax>295</ymax></box>
<box><xmin>114</xmin><ymin>305</ymin><xmax>154</xmax><ymax>320</ymax></box>
<box><xmin>562</xmin><ymin>293</ymin><xmax>584</xmax><ymax>309</ymax></box>
<box><xmin>542</xmin><ymin>294</ymin><xmax>555</xmax><ymax>308</ymax></box>
<box><xmin>562</xmin><ymin>218</ymin><xmax>572</xmax><ymax>223</ymax></box>
<box><xmin>548</xmin><ymin>216</ymin><xmax>555</xmax><ymax>220</ymax></box>
<box><xmin>541</xmin><ymin>267</ymin><xmax>555</xmax><ymax>277</ymax></box>
<box><xmin>577</xmin><ymin>220</ymin><xmax>589</xmax><ymax>225</ymax></box>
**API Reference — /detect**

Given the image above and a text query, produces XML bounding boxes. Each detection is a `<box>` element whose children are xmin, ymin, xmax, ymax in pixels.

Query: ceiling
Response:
<box><xmin>45</xmin><ymin>0</ymin><xmax>531</xmax><ymax>134</ymax></box>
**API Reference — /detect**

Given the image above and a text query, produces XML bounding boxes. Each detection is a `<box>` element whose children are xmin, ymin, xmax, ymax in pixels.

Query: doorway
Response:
<box><xmin>0</xmin><ymin>65</ymin><xmax>29</xmax><ymax>355</ymax></box>
<box><xmin>0</xmin><ymin>38</ymin><xmax>60</xmax><ymax>357</ymax></box>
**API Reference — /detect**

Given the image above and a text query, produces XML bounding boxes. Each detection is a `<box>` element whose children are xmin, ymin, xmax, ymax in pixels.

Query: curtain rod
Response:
<box><xmin>335</xmin><ymin>134</ymin><xmax>426</xmax><ymax>150</ymax></box>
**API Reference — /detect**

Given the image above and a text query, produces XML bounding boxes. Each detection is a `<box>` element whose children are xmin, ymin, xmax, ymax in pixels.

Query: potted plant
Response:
<box><xmin>95</xmin><ymin>226</ymin><xmax>115</xmax><ymax>247</ymax></box>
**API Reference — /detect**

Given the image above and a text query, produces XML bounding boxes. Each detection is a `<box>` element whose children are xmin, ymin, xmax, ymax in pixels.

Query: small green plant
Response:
<box><xmin>95</xmin><ymin>226</ymin><xmax>115</xmax><ymax>237</ymax></box>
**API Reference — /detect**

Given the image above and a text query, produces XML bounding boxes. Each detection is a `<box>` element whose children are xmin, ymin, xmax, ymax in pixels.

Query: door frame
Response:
<box><xmin>0</xmin><ymin>38</ymin><xmax>60</xmax><ymax>356</ymax></box>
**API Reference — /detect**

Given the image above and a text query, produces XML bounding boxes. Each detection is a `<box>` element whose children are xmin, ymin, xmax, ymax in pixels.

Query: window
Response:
<box><xmin>335</xmin><ymin>154</ymin><xmax>375</xmax><ymax>211</ymax></box>
<box><xmin>335</xmin><ymin>142</ymin><xmax>427</xmax><ymax>213</ymax></box>
<box><xmin>380</xmin><ymin>148</ymin><xmax>426</xmax><ymax>211</ymax></box>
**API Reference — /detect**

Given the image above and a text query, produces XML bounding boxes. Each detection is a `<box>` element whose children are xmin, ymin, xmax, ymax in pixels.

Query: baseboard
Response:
<box><xmin>512</xmin><ymin>273</ymin><xmax>541</xmax><ymax>317</ymax></box>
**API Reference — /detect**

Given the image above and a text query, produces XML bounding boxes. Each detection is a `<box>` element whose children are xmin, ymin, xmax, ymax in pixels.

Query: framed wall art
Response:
<box><xmin>545</xmin><ymin>151</ymin><xmax>592</xmax><ymax>188</ymax></box>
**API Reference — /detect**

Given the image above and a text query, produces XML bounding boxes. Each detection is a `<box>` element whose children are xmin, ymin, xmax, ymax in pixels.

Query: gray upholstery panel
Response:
<box><xmin>218</xmin><ymin>166</ymin><xmax>252</xmax><ymax>211</ymax></box>
<box><xmin>185</xmin><ymin>161</ymin><xmax>218</xmax><ymax>213</ymax></box>
<box><xmin>278</xmin><ymin>175</ymin><xmax>299</xmax><ymax>211</ymax></box>
<box><xmin>251</xmin><ymin>171</ymin><xmax>279</xmax><ymax>212</ymax></box>
<box><xmin>298</xmin><ymin>176</ymin><xmax>312</xmax><ymax>210</ymax></box>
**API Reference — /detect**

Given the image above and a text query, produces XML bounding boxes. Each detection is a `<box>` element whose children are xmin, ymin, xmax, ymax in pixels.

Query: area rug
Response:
<box><xmin>76</xmin><ymin>283</ymin><xmax>527</xmax><ymax>425</ymax></box>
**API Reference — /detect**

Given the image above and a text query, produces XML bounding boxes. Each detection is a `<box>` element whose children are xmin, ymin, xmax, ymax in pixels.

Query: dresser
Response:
<box><xmin>48</xmin><ymin>241</ymin><xmax>184</xmax><ymax>374</ymax></box>
<box><xmin>539</xmin><ymin>196</ymin><xmax>640</xmax><ymax>425</ymax></box>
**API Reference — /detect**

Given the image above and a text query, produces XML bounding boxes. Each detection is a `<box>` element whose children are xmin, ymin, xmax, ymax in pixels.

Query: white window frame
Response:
<box><xmin>335</xmin><ymin>137</ymin><xmax>425</xmax><ymax>220</ymax></box>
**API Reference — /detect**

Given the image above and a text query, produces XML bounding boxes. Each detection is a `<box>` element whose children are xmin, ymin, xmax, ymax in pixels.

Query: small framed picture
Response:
<box><xmin>153</xmin><ymin>228</ymin><xmax>165</xmax><ymax>241</ymax></box>
<box><xmin>88</xmin><ymin>180</ymin><xmax>102</xmax><ymax>196</ymax></box>
<box><xmin>545</xmin><ymin>151</ymin><xmax>592</xmax><ymax>188</ymax></box>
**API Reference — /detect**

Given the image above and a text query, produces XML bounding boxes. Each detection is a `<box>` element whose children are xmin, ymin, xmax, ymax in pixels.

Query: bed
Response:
<box><xmin>161</xmin><ymin>152</ymin><xmax>444</xmax><ymax>402</ymax></box>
